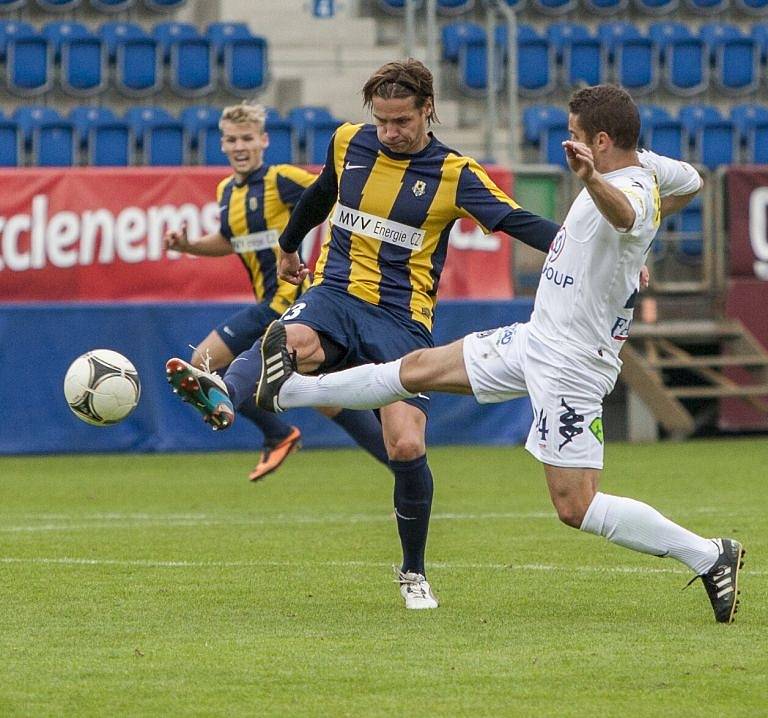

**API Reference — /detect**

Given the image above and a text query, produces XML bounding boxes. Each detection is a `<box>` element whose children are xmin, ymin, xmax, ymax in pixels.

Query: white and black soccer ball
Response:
<box><xmin>63</xmin><ymin>349</ymin><xmax>141</xmax><ymax>426</ymax></box>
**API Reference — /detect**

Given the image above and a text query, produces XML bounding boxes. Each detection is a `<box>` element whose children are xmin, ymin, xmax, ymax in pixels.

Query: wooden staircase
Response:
<box><xmin>620</xmin><ymin>319</ymin><xmax>768</xmax><ymax>437</ymax></box>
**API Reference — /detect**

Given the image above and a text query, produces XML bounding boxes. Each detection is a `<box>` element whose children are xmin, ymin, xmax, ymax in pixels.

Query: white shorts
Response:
<box><xmin>462</xmin><ymin>323</ymin><xmax>613</xmax><ymax>469</ymax></box>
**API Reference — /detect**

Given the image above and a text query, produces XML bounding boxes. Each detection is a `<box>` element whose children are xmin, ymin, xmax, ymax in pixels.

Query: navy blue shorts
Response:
<box><xmin>215</xmin><ymin>302</ymin><xmax>282</xmax><ymax>356</ymax></box>
<box><xmin>280</xmin><ymin>285</ymin><xmax>433</xmax><ymax>416</ymax></box>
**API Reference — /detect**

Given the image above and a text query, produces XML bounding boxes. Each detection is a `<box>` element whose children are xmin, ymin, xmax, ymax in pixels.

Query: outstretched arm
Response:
<box><xmin>164</xmin><ymin>224</ymin><xmax>232</xmax><ymax>256</ymax></box>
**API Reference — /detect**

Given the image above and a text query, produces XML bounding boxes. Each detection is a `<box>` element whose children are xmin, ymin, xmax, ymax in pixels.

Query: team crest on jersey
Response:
<box><xmin>412</xmin><ymin>180</ymin><xmax>427</xmax><ymax>198</ymax></box>
<box><xmin>547</xmin><ymin>226</ymin><xmax>566</xmax><ymax>262</ymax></box>
<box><xmin>249</xmin><ymin>197</ymin><xmax>258</xmax><ymax>211</ymax></box>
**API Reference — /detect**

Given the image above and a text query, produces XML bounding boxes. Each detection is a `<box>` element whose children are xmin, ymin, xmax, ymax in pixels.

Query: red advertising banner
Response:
<box><xmin>726</xmin><ymin>166</ymin><xmax>768</xmax><ymax>279</ymax></box>
<box><xmin>0</xmin><ymin>167</ymin><xmax>515</xmax><ymax>304</ymax></box>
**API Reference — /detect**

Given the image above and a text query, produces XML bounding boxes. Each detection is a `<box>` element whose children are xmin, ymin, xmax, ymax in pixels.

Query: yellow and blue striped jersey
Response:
<box><xmin>312</xmin><ymin>123</ymin><xmax>527</xmax><ymax>330</ymax></box>
<box><xmin>217</xmin><ymin>164</ymin><xmax>315</xmax><ymax>315</ymax></box>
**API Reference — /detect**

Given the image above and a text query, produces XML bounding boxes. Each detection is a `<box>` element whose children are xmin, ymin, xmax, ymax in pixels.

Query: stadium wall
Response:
<box><xmin>0</xmin><ymin>300</ymin><xmax>534</xmax><ymax>455</ymax></box>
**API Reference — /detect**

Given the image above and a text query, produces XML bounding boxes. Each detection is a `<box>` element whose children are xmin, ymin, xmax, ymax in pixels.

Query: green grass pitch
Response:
<box><xmin>1</xmin><ymin>438</ymin><xmax>766</xmax><ymax>717</ymax></box>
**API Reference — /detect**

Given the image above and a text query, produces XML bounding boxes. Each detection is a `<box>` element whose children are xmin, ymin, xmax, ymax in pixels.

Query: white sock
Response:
<box><xmin>278</xmin><ymin>359</ymin><xmax>416</xmax><ymax>410</ymax></box>
<box><xmin>580</xmin><ymin>492</ymin><xmax>719</xmax><ymax>574</ymax></box>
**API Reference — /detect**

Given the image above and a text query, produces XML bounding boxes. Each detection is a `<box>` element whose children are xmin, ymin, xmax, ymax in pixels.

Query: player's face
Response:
<box><xmin>568</xmin><ymin>113</ymin><xmax>611</xmax><ymax>169</ymax></box>
<box><xmin>220</xmin><ymin>120</ymin><xmax>269</xmax><ymax>179</ymax></box>
<box><xmin>371</xmin><ymin>95</ymin><xmax>432</xmax><ymax>155</ymax></box>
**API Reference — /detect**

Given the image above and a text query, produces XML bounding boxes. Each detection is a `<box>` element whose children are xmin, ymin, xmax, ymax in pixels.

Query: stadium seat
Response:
<box><xmin>32</xmin><ymin>120</ymin><xmax>76</xmax><ymax>166</ymax></box>
<box><xmin>197</xmin><ymin>123</ymin><xmax>227</xmax><ymax>165</ymax></box>
<box><xmin>6</xmin><ymin>32</ymin><xmax>53</xmax><ymax>96</ymax></box>
<box><xmin>101</xmin><ymin>23</ymin><xmax>161</xmax><ymax>97</ymax></box>
<box><xmin>531</xmin><ymin>0</ymin><xmax>577</xmax><ymax>13</ymax></box>
<box><xmin>287</xmin><ymin>105</ymin><xmax>335</xmax><ymax>149</ymax></box>
<box><xmin>735</xmin><ymin>0</ymin><xmax>768</xmax><ymax>13</ymax></box>
<box><xmin>69</xmin><ymin>105</ymin><xmax>116</xmax><ymax>147</ymax></box>
<box><xmin>583</xmin><ymin>0</ymin><xmax>629</xmax><ymax>13</ymax></box>
<box><xmin>263</xmin><ymin>110</ymin><xmax>294</xmax><ymax>164</ymax></box>
<box><xmin>90</xmin><ymin>0</ymin><xmax>136</xmax><ymax>11</ymax></box>
<box><xmin>125</xmin><ymin>106</ymin><xmax>183</xmax><ymax>165</ymax></box>
<box><xmin>13</xmin><ymin>105</ymin><xmax>62</xmax><ymax>149</ymax></box>
<box><xmin>684</xmin><ymin>0</ymin><xmax>728</xmax><ymax>11</ymax></box>
<box><xmin>0</xmin><ymin>0</ymin><xmax>27</xmax><ymax>11</ymax></box>
<box><xmin>144</xmin><ymin>0</ymin><xmax>186</xmax><ymax>10</ymax></box>
<box><xmin>152</xmin><ymin>21</ymin><xmax>198</xmax><ymax>62</ymax></box>
<box><xmin>437</xmin><ymin>0</ymin><xmax>474</xmax><ymax>13</ymax></box>
<box><xmin>540</xmin><ymin>119</ymin><xmax>569</xmax><ymax>166</ymax></box>
<box><xmin>496</xmin><ymin>24</ymin><xmax>554</xmax><ymax>96</ymax></box>
<box><xmin>458</xmin><ymin>37</ymin><xmax>499</xmax><ymax>94</ymax></box>
<box><xmin>597</xmin><ymin>21</ymin><xmax>642</xmax><ymax>62</ymax></box>
<box><xmin>42</xmin><ymin>20</ymin><xmax>89</xmax><ymax>60</ymax></box>
<box><xmin>221</xmin><ymin>36</ymin><xmax>268</xmax><ymax>96</ymax></box>
<box><xmin>36</xmin><ymin>0</ymin><xmax>81</xmax><ymax>10</ymax></box>
<box><xmin>700</xmin><ymin>24</ymin><xmax>760</xmax><ymax>94</ymax></box>
<box><xmin>180</xmin><ymin>104</ymin><xmax>219</xmax><ymax>145</ymax></box>
<box><xmin>746</xmin><ymin>121</ymin><xmax>768</xmax><ymax>163</ymax></box>
<box><xmin>0</xmin><ymin>119</ymin><xmax>22</xmax><ymax>166</ymax></box>
<box><xmin>639</xmin><ymin>104</ymin><xmax>684</xmax><ymax>158</ymax></box>
<box><xmin>650</xmin><ymin>23</ymin><xmax>708</xmax><ymax>95</ymax></box>
<box><xmin>441</xmin><ymin>21</ymin><xmax>484</xmax><ymax>63</ymax></box>
<box><xmin>523</xmin><ymin>104</ymin><xmax>567</xmax><ymax>145</ymax></box>
<box><xmin>205</xmin><ymin>21</ymin><xmax>252</xmax><ymax>61</ymax></box>
<box><xmin>677</xmin><ymin>196</ymin><xmax>703</xmax><ymax>260</ymax></box>
<box><xmin>0</xmin><ymin>20</ymin><xmax>34</xmax><ymax>63</ymax></box>
<box><xmin>305</xmin><ymin>116</ymin><xmax>342</xmax><ymax>164</ymax></box>
<box><xmin>730</xmin><ymin>103</ymin><xmax>768</xmax><ymax>150</ymax></box>
<box><xmin>376</xmin><ymin>0</ymin><xmax>423</xmax><ymax>13</ymax></box>
<box><xmin>169</xmin><ymin>36</ymin><xmax>215</xmax><ymax>97</ymax></box>
<box><xmin>633</xmin><ymin>0</ymin><xmax>679</xmax><ymax>12</ymax></box>
<box><xmin>751</xmin><ymin>24</ymin><xmax>768</xmax><ymax>63</ymax></box>
<box><xmin>88</xmin><ymin>120</ymin><xmax>133</xmax><ymax>165</ymax></box>
<box><xmin>563</xmin><ymin>34</ymin><xmax>605</xmax><ymax>87</ymax></box>
<box><xmin>680</xmin><ymin>105</ymin><xmax>736</xmax><ymax>169</ymax></box>
<box><xmin>614</xmin><ymin>35</ymin><xmax>658</xmax><ymax>95</ymax></box>
<box><xmin>44</xmin><ymin>22</ymin><xmax>107</xmax><ymax>97</ymax></box>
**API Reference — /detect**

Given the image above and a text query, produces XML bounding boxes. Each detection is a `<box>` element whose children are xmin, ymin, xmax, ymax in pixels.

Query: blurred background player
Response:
<box><xmin>164</xmin><ymin>101</ymin><xmax>388</xmax><ymax>481</ymax></box>
<box><xmin>166</xmin><ymin>60</ymin><xmax>562</xmax><ymax>609</ymax></box>
<box><xmin>255</xmin><ymin>86</ymin><xmax>744</xmax><ymax>624</ymax></box>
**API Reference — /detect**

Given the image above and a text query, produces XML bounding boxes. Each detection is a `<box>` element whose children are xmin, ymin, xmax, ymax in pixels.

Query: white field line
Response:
<box><xmin>0</xmin><ymin>556</ymin><xmax>763</xmax><ymax>577</ymax></box>
<box><xmin>0</xmin><ymin>507</ymin><xmax>742</xmax><ymax>533</ymax></box>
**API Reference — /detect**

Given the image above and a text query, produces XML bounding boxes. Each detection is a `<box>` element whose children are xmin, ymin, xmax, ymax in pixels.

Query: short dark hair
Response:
<box><xmin>362</xmin><ymin>58</ymin><xmax>439</xmax><ymax>125</ymax></box>
<box><xmin>568</xmin><ymin>85</ymin><xmax>640</xmax><ymax>150</ymax></box>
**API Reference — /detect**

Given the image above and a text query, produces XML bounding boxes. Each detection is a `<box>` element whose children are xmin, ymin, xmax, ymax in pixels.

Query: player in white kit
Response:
<box><xmin>255</xmin><ymin>86</ymin><xmax>744</xmax><ymax>623</ymax></box>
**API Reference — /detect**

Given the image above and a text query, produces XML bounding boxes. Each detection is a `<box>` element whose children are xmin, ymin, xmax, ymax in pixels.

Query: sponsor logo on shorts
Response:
<box><xmin>589</xmin><ymin>417</ymin><xmax>604</xmax><ymax>444</ymax></box>
<box><xmin>558</xmin><ymin>398</ymin><xmax>584</xmax><ymax>450</ymax></box>
<box><xmin>494</xmin><ymin>324</ymin><xmax>519</xmax><ymax>346</ymax></box>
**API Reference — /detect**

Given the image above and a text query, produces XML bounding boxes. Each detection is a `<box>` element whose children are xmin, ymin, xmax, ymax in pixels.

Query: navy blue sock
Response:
<box><xmin>223</xmin><ymin>340</ymin><xmax>263</xmax><ymax>411</ymax></box>
<box><xmin>390</xmin><ymin>455</ymin><xmax>433</xmax><ymax>576</ymax></box>
<box><xmin>331</xmin><ymin>409</ymin><xmax>388</xmax><ymax>466</ymax></box>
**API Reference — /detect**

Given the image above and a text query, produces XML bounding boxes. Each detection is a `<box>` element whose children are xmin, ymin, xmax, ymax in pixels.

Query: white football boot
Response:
<box><xmin>396</xmin><ymin>569</ymin><xmax>439</xmax><ymax>610</ymax></box>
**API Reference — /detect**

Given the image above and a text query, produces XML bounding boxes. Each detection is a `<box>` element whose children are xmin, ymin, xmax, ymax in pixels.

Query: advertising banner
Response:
<box><xmin>0</xmin><ymin>166</ymin><xmax>515</xmax><ymax>303</ymax></box>
<box><xmin>726</xmin><ymin>166</ymin><xmax>768</xmax><ymax>279</ymax></box>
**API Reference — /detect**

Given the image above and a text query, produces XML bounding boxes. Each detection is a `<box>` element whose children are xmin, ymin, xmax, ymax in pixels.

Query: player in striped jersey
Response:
<box><xmin>176</xmin><ymin>60</ymin><xmax>561</xmax><ymax>609</ymax></box>
<box><xmin>165</xmin><ymin>102</ymin><xmax>388</xmax><ymax>481</ymax></box>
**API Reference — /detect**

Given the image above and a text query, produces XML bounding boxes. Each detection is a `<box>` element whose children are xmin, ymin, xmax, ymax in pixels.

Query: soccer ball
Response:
<box><xmin>64</xmin><ymin>349</ymin><xmax>141</xmax><ymax>426</ymax></box>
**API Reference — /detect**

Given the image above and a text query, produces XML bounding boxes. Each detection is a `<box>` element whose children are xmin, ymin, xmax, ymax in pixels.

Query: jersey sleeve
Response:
<box><xmin>275</xmin><ymin>165</ymin><xmax>319</xmax><ymax>207</ymax></box>
<box><xmin>454</xmin><ymin>158</ymin><xmax>520</xmax><ymax>233</ymax></box>
<box><xmin>611</xmin><ymin>175</ymin><xmax>656</xmax><ymax>237</ymax></box>
<box><xmin>215</xmin><ymin>176</ymin><xmax>233</xmax><ymax>240</ymax></box>
<box><xmin>637</xmin><ymin>149</ymin><xmax>702</xmax><ymax>197</ymax></box>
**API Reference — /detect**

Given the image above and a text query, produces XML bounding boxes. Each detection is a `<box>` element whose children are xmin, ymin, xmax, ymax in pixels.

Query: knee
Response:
<box><xmin>386</xmin><ymin>436</ymin><xmax>425</xmax><ymax>462</ymax></box>
<box><xmin>551</xmin><ymin>495</ymin><xmax>589</xmax><ymax>529</ymax></box>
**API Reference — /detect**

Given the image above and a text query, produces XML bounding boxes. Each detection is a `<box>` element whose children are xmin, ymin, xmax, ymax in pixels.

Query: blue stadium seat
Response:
<box><xmin>32</xmin><ymin>120</ymin><xmax>76</xmax><ymax>166</ymax></box>
<box><xmin>42</xmin><ymin>21</ymin><xmax>90</xmax><ymax>60</ymax></box>
<box><xmin>597</xmin><ymin>21</ymin><xmax>642</xmax><ymax>62</ymax></box>
<box><xmin>13</xmin><ymin>105</ymin><xmax>62</xmax><ymax>149</ymax></box>
<box><xmin>205</xmin><ymin>21</ymin><xmax>251</xmax><ymax>61</ymax></box>
<box><xmin>44</xmin><ymin>22</ymin><xmax>107</xmax><ymax>96</ymax></box>
<box><xmin>679</xmin><ymin>105</ymin><xmax>735</xmax><ymax>168</ymax></box>
<box><xmin>634</xmin><ymin>0</ymin><xmax>679</xmax><ymax>12</ymax></box>
<box><xmin>531</xmin><ymin>0</ymin><xmax>577</xmax><ymax>13</ymax></box>
<box><xmin>376</xmin><ymin>0</ymin><xmax>423</xmax><ymax>13</ymax></box>
<box><xmin>746</xmin><ymin>121</ymin><xmax>768</xmax><ymax>163</ymax></box>
<box><xmin>614</xmin><ymin>36</ymin><xmax>658</xmax><ymax>95</ymax></box>
<box><xmin>523</xmin><ymin>104</ymin><xmax>567</xmax><ymax>145</ymax></box>
<box><xmin>69</xmin><ymin>105</ymin><xmax>116</xmax><ymax>147</ymax></box>
<box><xmin>437</xmin><ymin>0</ymin><xmax>474</xmax><ymax>13</ymax></box>
<box><xmin>677</xmin><ymin>196</ymin><xmax>703</xmax><ymax>260</ymax></box>
<box><xmin>700</xmin><ymin>24</ymin><xmax>760</xmax><ymax>94</ymax></box>
<box><xmin>263</xmin><ymin>110</ymin><xmax>293</xmax><ymax>164</ymax></box>
<box><xmin>124</xmin><ymin>107</ymin><xmax>183</xmax><ymax>165</ymax></box>
<box><xmin>88</xmin><ymin>120</ymin><xmax>133</xmax><ymax>165</ymax></box>
<box><xmin>180</xmin><ymin>104</ymin><xmax>219</xmax><ymax>145</ymax></box>
<box><xmin>650</xmin><ymin>23</ymin><xmax>708</xmax><ymax>95</ymax></box>
<box><xmin>170</xmin><ymin>36</ymin><xmax>214</xmax><ymax>97</ymax></box>
<box><xmin>558</xmin><ymin>28</ymin><xmax>605</xmax><ymax>87</ymax></box>
<box><xmin>750</xmin><ymin>24</ymin><xmax>768</xmax><ymax>62</ymax></box>
<box><xmin>36</xmin><ymin>0</ymin><xmax>82</xmax><ymax>10</ymax></box>
<box><xmin>645</xmin><ymin>119</ymin><xmax>686</xmax><ymax>159</ymax></box>
<box><xmin>735</xmin><ymin>0</ymin><xmax>768</xmax><ymax>14</ymax></box>
<box><xmin>0</xmin><ymin>1</ymin><xmax>27</xmax><ymax>11</ymax></box>
<box><xmin>583</xmin><ymin>0</ymin><xmax>629</xmax><ymax>13</ymax></box>
<box><xmin>730</xmin><ymin>103</ymin><xmax>768</xmax><ymax>149</ymax></box>
<box><xmin>441</xmin><ymin>21</ymin><xmax>484</xmax><ymax>63</ymax></box>
<box><xmin>496</xmin><ymin>24</ymin><xmax>554</xmax><ymax>96</ymax></box>
<box><xmin>0</xmin><ymin>119</ymin><xmax>22</xmax><ymax>166</ymax></box>
<box><xmin>0</xmin><ymin>20</ymin><xmax>34</xmax><ymax>62</ymax></box>
<box><xmin>287</xmin><ymin>105</ymin><xmax>335</xmax><ymax>149</ymax></box>
<box><xmin>101</xmin><ymin>23</ymin><xmax>161</xmax><ymax>97</ymax></box>
<box><xmin>144</xmin><ymin>0</ymin><xmax>186</xmax><ymax>10</ymax></box>
<box><xmin>305</xmin><ymin>117</ymin><xmax>342</xmax><ymax>164</ymax></box>
<box><xmin>152</xmin><ymin>20</ymin><xmax>198</xmax><ymax>62</ymax></box>
<box><xmin>221</xmin><ymin>36</ymin><xmax>268</xmax><ymax>96</ymax></box>
<box><xmin>6</xmin><ymin>32</ymin><xmax>53</xmax><ymax>96</ymax></box>
<box><xmin>684</xmin><ymin>0</ymin><xmax>728</xmax><ymax>11</ymax></box>
<box><xmin>541</xmin><ymin>120</ymin><xmax>569</xmax><ymax>166</ymax></box>
<box><xmin>90</xmin><ymin>0</ymin><xmax>136</xmax><ymax>11</ymax></box>
<box><xmin>546</xmin><ymin>21</ymin><xmax>591</xmax><ymax>62</ymax></box>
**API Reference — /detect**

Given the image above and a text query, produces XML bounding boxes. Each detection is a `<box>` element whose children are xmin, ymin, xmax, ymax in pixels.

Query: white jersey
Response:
<box><xmin>529</xmin><ymin>151</ymin><xmax>701</xmax><ymax>375</ymax></box>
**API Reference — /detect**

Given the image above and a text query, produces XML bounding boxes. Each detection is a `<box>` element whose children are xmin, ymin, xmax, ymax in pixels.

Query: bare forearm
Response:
<box><xmin>660</xmin><ymin>191</ymin><xmax>698</xmax><ymax>218</ymax></box>
<box><xmin>583</xmin><ymin>173</ymin><xmax>636</xmax><ymax>231</ymax></box>
<box><xmin>179</xmin><ymin>233</ymin><xmax>232</xmax><ymax>256</ymax></box>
